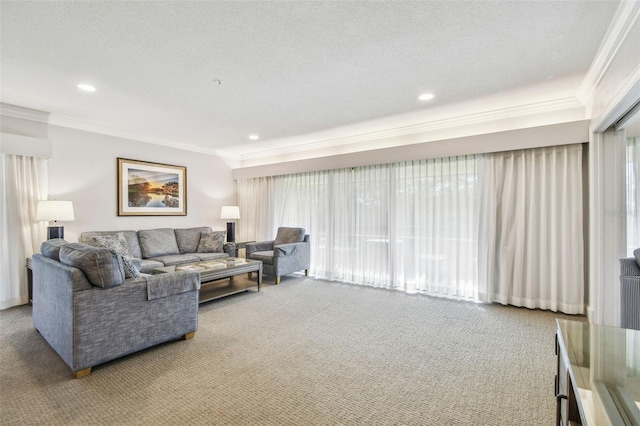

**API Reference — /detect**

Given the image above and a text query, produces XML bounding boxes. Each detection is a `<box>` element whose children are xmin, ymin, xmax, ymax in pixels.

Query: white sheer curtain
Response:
<box><xmin>237</xmin><ymin>144</ymin><xmax>585</xmax><ymax>313</ymax></box>
<box><xmin>478</xmin><ymin>145</ymin><xmax>584</xmax><ymax>314</ymax></box>
<box><xmin>392</xmin><ymin>158</ymin><xmax>481</xmax><ymax>298</ymax></box>
<box><xmin>627</xmin><ymin>137</ymin><xmax>640</xmax><ymax>255</ymax></box>
<box><xmin>0</xmin><ymin>154</ymin><xmax>48</xmax><ymax>309</ymax></box>
<box><xmin>239</xmin><ymin>156</ymin><xmax>481</xmax><ymax>299</ymax></box>
<box><xmin>236</xmin><ymin>177</ymin><xmax>274</xmax><ymax>243</ymax></box>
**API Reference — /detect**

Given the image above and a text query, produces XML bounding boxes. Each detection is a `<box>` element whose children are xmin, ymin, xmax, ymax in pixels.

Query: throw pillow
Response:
<box><xmin>59</xmin><ymin>243</ymin><xmax>125</xmax><ymax>288</ymax></box>
<box><xmin>197</xmin><ymin>231</ymin><xmax>225</xmax><ymax>253</ymax></box>
<box><xmin>94</xmin><ymin>233</ymin><xmax>140</xmax><ymax>278</ymax></box>
<box><xmin>635</xmin><ymin>248</ymin><xmax>640</xmax><ymax>268</ymax></box>
<box><xmin>93</xmin><ymin>233</ymin><xmax>131</xmax><ymax>257</ymax></box>
<box><xmin>118</xmin><ymin>253</ymin><xmax>141</xmax><ymax>279</ymax></box>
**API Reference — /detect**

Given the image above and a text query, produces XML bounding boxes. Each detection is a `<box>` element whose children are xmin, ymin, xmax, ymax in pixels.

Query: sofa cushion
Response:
<box><xmin>148</xmin><ymin>254</ymin><xmax>200</xmax><ymax>266</ymax></box>
<box><xmin>40</xmin><ymin>238</ymin><xmax>68</xmax><ymax>261</ymax></box>
<box><xmin>249</xmin><ymin>250</ymin><xmax>274</xmax><ymax>265</ymax></box>
<box><xmin>138</xmin><ymin>228</ymin><xmax>180</xmax><ymax>258</ymax></box>
<box><xmin>59</xmin><ymin>243</ymin><xmax>125</xmax><ymax>288</ymax></box>
<box><xmin>173</xmin><ymin>226</ymin><xmax>211</xmax><ymax>253</ymax></box>
<box><xmin>139</xmin><ymin>258</ymin><xmax>165</xmax><ymax>274</ymax></box>
<box><xmin>274</xmin><ymin>227</ymin><xmax>306</xmax><ymax>246</ymax></box>
<box><xmin>80</xmin><ymin>231</ymin><xmax>142</xmax><ymax>259</ymax></box>
<box><xmin>635</xmin><ymin>248</ymin><xmax>640</xmax><ymax>268</ymax></box>
<box><xmin>197</xmin><ymin>231</ymin><xmax>225</xmax><ymax>253</ymax></box>
<box><xmin>194</xmin><ymin>252</ymin><xmax>229</xmax><ymax>261</ymax></box>
<box><xmin>174</xmin><ymin>227</ymin><xmax>212</xmax><ymax>254</ymax></box>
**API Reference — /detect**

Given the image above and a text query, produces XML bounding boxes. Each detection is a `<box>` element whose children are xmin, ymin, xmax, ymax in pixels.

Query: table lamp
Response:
<box><xmin>220</xmin><ymin>206</ymin><xmax>240</xmax><ymax>243</ymax></box>
<box><xmin>36</xmin><ymin>200</ymin><xmax>75</xmax><ymax>240</ymax></box>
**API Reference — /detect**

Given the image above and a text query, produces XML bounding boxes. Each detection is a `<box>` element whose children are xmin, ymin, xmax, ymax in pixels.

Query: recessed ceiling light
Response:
<box><xmin>77</xmin><ymin>83</ymin><xmax>96</xmax><ymax>92</ymax></box>
<box><xmin>418</xmin><ymin>93</ymin><xmax>434</xmax><ymax>101</ymax></box>
<box><xmin>248</xmin><ymin>135</ymin><xmax>260</xmax><ymax>140</ymax></box>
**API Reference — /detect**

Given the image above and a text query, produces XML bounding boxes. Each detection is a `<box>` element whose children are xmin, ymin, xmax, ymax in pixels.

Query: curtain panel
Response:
<box><xmin>240</xmin><ymin>156</ymin><xmax>482</xmax><ymax>298</ymax></box>
<box><xmin>627</xmin><ymin>137</ymin><xmax>640</xmax><ymax>255</ymax></box>
<box><xmin>478</xmin><ymin>145</ymin><xmax>584</xmax><ymax>314</ymax></box>
<box><xmin>0</xmin><ymin>154</ymin><xmax>47</xmax><ymax>309</ymax></box>
<box><xmin>237</xmin><ymin>144</ymin><xmax>585</xmax><ymax>314</ymax></box>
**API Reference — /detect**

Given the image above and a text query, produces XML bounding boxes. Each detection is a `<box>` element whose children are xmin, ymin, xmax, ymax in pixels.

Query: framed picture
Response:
<box><xmin>117</xmin><ymin>158</ymin><xmax>187</xmax><ymax>216</ymax></box>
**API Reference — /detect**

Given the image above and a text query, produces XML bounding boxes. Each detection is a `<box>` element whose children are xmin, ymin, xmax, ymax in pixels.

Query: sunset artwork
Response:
<box><xmin>118</xmin><ymin>158</ymin><xmax>187</xmax><ymax>216</ymax></box>
<box><xmin>127</xmin><ymin>168</ymin><xmax>179</xmax><ymax>208</ymax></box>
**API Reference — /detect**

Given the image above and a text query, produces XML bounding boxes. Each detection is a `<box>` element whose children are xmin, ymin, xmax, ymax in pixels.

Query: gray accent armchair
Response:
<box><xmin>620</xmin><ymin>249</ymin><xmax>640</xmax><ymax>330</ymax></box>
<box><xmin>246</xmin><ymin>227</ymin><xmax>310</xmax><ymax>284</ymax></box>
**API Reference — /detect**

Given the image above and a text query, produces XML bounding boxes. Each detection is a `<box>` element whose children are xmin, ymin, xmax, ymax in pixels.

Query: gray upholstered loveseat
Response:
<box><xmin>80</xmin><ymin>227</ymin><xmax>235</xmax><ymax>273</ymax></box>
<box><xmin>33</xmin><ymin>239</ymin><xmax>200</xmax><ymax>379</ymax></box>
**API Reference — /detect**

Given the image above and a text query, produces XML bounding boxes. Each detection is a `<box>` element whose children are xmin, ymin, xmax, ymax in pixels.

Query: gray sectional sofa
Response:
<box><xmin>33</xmin><ymin>238</ymin><xmax>201</xmax><ymax>379</ymax></box>
<box><xmin>79</xmin><ymin>226</ymin><xmax>236</xmax><ymax>273</ymax></box>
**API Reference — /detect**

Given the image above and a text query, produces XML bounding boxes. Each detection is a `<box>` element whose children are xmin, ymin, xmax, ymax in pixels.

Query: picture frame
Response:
<box><xmin>117</xmin><ymin>158</ymin><xmax>187</xmax><ymax>216</ymax></box>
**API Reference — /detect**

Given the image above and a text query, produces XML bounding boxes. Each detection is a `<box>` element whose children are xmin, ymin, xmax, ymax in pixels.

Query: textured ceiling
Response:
<box><xmin>0</xmin><ymin>1</ymin><xmax>620</xmax><ymax>159</ymax></box>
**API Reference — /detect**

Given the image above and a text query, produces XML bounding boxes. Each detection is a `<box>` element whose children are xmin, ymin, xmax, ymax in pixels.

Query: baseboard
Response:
<box><xmin>586</xmin><ymin>305</ymin><xmax>594</xmax><ymax>323</ymax></box>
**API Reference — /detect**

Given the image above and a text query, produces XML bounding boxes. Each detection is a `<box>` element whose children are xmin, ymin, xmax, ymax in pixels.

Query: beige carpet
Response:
<box><xmin>0</xmin><ymin>276</ymin><xmax>579</xmax><ymax>425</ymax></box>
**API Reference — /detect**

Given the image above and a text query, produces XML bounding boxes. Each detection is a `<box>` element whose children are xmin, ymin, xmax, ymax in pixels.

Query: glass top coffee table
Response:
<box><xmin>153</xmin><ymin>257</ymin><xmax>262</xmax><ymax>304</ymax></box>
<box><xmin>556</xmin><ymin>319</ymin><xmax>640</xmax><ymax>425</ymax></box>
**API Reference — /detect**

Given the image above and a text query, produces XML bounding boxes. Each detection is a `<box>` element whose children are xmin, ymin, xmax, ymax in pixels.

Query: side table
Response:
<box><xmin>26</xmin><ymin>257</ymin><xmax>33</xmax><ymax>305</ymax></box>
<box><xmin>234</xmin><ymin>241</ymin><xmax>255</xmax><ymax>258</ymax></box>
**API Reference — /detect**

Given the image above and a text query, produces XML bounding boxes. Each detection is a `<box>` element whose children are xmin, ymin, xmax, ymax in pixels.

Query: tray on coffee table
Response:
<box><xmin>153</xmin><ymin>257</ymin><xmax>262</xmax><ymax>303</ymax></box>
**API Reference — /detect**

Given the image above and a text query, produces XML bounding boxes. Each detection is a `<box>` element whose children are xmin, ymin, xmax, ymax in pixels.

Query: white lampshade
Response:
<box><xmin>220</xmin><ymin>205</ymin><xmax>240</xmax><ymax>220</ymax></box>
<box><xmin>36</xmin><ymin>200</ymin><xmax>75</xmax><ymax>222</ymax></box>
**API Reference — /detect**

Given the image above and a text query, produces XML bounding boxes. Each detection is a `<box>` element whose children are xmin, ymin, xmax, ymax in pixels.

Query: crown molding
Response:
<box><xmin>0</xmin><ymin>103</ymin><xmax>50</xmax><ymax>123</ymax></box>
<box><xmin>48</xmin><ymin>113</ymin><xmax>220</xmax><ymax>156</ymax></box>
<box><xmin>590</xmin><ymin>63</ymin><xmax>640</xmax><ymax>132</ymax></box>
<box><xmin>239</xmin><ymin>97</ymin><xmax>584</xmax><ymax>162</ymax></box>
<box><xmin>578</xmin><ymin>0</ymin><xmax>640</xmax><ymax>104</ymax></box>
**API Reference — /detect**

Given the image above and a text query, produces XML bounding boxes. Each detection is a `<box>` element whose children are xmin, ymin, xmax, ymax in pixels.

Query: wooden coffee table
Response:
<box><xmin>153</xmin><ymin>257</ymin><xmax>262</xmax><ymax>303</ymax></box>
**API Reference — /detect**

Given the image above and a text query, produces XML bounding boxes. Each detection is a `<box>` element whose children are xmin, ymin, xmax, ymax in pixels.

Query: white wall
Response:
<box><xmin>46</xmin><ymin>125</ymin><xmax>236</xmax><ymax>244</ymax></box>
<box><xmin>586</xmin><ymin>3</ymin><xmax>640</xmax><ymax>326</ymax></box>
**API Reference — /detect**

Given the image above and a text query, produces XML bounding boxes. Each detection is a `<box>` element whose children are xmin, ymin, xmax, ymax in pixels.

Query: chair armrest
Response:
<box><xmin>620</xmin><ymin>257</ymin><xmax>640</xmax><ymax>276</ymax></box>
<box><xmin>246</xmin><ymin>241</ymin><xmax>274</xmax><ymax>256</ymax></box>
<box><xmin>274</xmin><ymin>242</ymin><xmax>304</xmax><ymax>256</ymax></box>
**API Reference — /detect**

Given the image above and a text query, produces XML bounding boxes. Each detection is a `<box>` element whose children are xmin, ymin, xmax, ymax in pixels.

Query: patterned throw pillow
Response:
<box><xmin>93</xmin><ymin>233</ymin><xmax>131</xmax><ymax>257</ymax></box>
<box><xmin>197</xmin><ymin>231</ymin><xmax>225</xmax><ymax>253</ymax></box>
<box><xmin>93</xmin><ymin>233</ymin><xmax>140</xmax><ymax>278</ymax></box>
<box><xmin>118</xmin><ymin>253</ymin><xmax>141</xmax><ymax>279</ymax></box>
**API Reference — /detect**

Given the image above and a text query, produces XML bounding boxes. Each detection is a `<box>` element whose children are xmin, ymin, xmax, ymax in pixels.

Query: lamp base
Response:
<box><xmin>226</xmin><ymin>222</ymin><xmax>235</xmax><ymax>243</ymax></box>
<box><xmin>47</xmin><ymin>226</ymin><xmax>64</xmax><ymax>240</ymax></box>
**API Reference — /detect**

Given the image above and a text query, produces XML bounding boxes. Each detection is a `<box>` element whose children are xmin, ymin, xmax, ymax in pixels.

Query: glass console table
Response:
<box><xmin>555</xmin><ymin>319</ymin><xmax>640</xmax><ymax>425</ymax></box>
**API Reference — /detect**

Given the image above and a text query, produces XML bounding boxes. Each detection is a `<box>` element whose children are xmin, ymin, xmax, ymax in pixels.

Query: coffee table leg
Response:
<box><xmin>258</xmin><ymin>267</ymin><xmax>262</xmax><ymax>291</ymax></box>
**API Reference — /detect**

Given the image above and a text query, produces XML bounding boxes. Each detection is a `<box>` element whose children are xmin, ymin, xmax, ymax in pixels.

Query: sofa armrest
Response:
<box><xmin>223</xmin><ymin>242</ymin><xmax>236</xmax><ymax>257</ymax></box>
<box><xmin>33</xmin><ymin>254</ymin><xmax>93</xmax><ymax>293</ymax></box>
<box><xmin>246</xmin><ymin>240</ymin><xmax>274</xmax><ymax>256</ymax></box>
<box><xmin>144</xmin><ymin>271</ymin><xmax>200</xmax><ymax>300</ymax></box>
